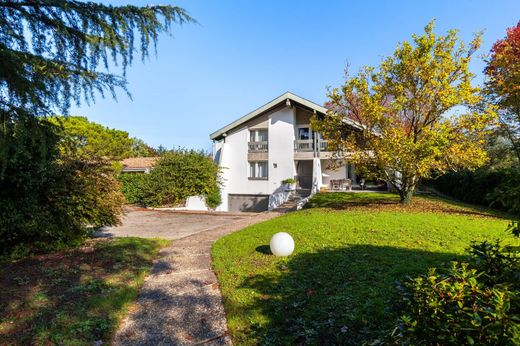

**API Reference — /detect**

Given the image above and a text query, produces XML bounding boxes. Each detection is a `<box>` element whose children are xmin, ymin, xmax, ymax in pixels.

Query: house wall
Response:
<box><xmin>212</xmin><ymin>139</ymin><xmax>224</xmax><ymax>165</ymax></box>
<box><xmin>268</xmin><ymin>106</ymin><xmax>296</xmax><ymax>193</ymax></box>
<box><xmin>322</xmin><ymin>161</ymin><xmax>347</xmax><ymax>180</ymax></box>
<box><xmin>321</xmin><ymin>159</ymin><xmax>359</xmax><ymax>188</ymax></box>
<box><xmin>215</xmin><ymin>106</ymin><xmax>296</xmax><ymax>211</ymax></box>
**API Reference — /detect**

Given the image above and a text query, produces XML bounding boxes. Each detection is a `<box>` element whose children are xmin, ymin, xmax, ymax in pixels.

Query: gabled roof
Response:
<box><xmin>121</xmin><ymin>157</ymin><xmax>159</xmax><ymax>171</ymax></box>
<box><xmin>210</xmin><ymin>91</ymin><xmax>360</xmax><ymax>141</ymax></box>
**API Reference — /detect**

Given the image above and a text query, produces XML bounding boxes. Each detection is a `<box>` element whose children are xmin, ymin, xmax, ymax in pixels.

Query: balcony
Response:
<box><xmin>248</xmin><ymin>141</ymin><xmax>268</xmax><ymax>152</ymax></box>
<box><xmin>294</xmin><ymin>139</ymin><xmax>328</xmax><ymax>152</ymax></box>
<box><xmin>294</xmin><ymin>139</ymin><xmax>313</xmax><ymax>151</ymax></box>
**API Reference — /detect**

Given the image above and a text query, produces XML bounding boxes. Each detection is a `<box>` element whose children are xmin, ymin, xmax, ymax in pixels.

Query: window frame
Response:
<box><xmin>248</xmin><ymin>161</ymin><xmax>268</xmax><ymax>180</ymax></box>
<box><xmin>249</xmin><ymin>128</ymin><xmax>268</xmax><ymax>142</ymax></box>
<box><xmin>296</xmin><ymin>125</ymin><xmax>316</xmax><ymax>140</ymax></box>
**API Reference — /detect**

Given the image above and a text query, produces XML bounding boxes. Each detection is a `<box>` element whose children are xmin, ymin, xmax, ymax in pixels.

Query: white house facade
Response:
<box><xmin>210</xmin><ymin>92</ymin><xmax>384</xmax><ymax>212</ymax></box>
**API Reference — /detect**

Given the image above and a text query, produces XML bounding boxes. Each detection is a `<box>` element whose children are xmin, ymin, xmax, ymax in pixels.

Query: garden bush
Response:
<box><xmin>0</xmin><ymin>117</ymin><xmax>124</xmax><ymax>258</ymax></box>
<box><xmin>137</xmin><ymin>150</ymin><xmax>221</xmax><ymax>209</ymax></box>
<box><xmin>429</xmin><ymin>168</ymin><xmax>520</xmax><ymax>215</ymax></box>
<box><xmin>118</xmin><ymin>173</ymin><xmax>149</xmax><ymax>204</ymax></box>
<box><xmin>393</xmin><ymin>238</ymin><xmax>520</xmax><ymax>345</ymax></box>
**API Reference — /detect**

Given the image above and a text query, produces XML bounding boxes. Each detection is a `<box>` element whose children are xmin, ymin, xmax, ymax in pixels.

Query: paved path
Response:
<box><xmin>113</xmin><ymin>210</ymin><xmax>281</xmax><ymax>345</ymax></box>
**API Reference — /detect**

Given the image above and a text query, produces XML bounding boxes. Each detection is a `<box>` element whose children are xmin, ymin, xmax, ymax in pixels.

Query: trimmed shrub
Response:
<box><xmin>118</xmin><ymin>173</ymin><xmax>148</xmax><ymax>204</ymax></box>
<box><xmin>488</xmin><ymin>169</ymin><xmax>520</xmax><ymax>216</ymax></box>
<box><xmin>205</xmin><ymin>185</ymin><xmax>222</xmax><ymax>209</ymax></box>
<box><xmin>429</xmin><ymin>168</ymin><xmax>520</xmax><ymax>215</ymax></box>
<box><xmin>140</xmin><ymin>150</ymin><xmax>221</xmax><ymax>209</ymax></box>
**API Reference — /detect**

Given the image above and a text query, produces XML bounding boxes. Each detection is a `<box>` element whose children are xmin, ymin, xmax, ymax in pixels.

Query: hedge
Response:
<box><xmin>118</xmin><ymin>173</ymin><xmax>148</xmax><ymax>204</ymax></box>
<box><xmin>428</xmin><ymin>168</ymin><xmax>520</xmax><ymax>214</ymax></box>
<box><xmin>118</xmin><ymin>150</ymin><xmax>221</xmax><ymax>209</ymax></box>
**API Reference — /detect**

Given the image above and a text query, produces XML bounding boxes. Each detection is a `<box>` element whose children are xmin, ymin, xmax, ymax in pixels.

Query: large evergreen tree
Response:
<box><xmin>0</xmin><ymin>1</ymin><xmax>193</xmax><ymax>255</ymax></box>
<box><xmin>0</xmin><ymin>0</ymin><xmax>193</xmax><ymax>116</ymax></box>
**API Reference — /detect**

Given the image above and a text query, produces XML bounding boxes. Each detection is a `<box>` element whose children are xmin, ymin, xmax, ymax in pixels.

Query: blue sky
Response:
<box><xmin>70</xmin><ymin>0</ymin><xmax>520</xmax><ymax>151</ymax></box>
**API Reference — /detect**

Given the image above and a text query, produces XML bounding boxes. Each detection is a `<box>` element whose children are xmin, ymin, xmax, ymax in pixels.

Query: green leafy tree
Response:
<box><xmin>131</xmin><ymin>137</ymin><xmax>158</xmax><ymax>157</ymax></box>
<box><xmin>313</xmin><ymin>21</ymin><xmax>496</xmax><ymax>204</ymax></box>
<box><xmin>156</xmin><ymin>144</ymin><xmax>169</xmax><ymax>155</ymax></box>
<box><xmin>49</xmin><ymin>115</ymin><xmax>134</xmax><ymax>160</ymax></box>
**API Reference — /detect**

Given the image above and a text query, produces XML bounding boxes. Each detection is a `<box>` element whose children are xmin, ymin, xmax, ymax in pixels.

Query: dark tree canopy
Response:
<box><xmin>0</xmin><ymin>0</ymin><xmax>193</xmax><ymax>116</ymax></box>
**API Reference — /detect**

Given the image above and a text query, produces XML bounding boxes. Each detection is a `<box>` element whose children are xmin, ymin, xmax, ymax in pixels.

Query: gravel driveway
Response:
<box><xmin>96</xmin><ymin>206</ymin><xmax>256</xmax><ymax>240</ymax></box>
<box><xmin>102</xmin><ymin>206</ymin><xmax>283</xmax><ymax>345</ymax></box>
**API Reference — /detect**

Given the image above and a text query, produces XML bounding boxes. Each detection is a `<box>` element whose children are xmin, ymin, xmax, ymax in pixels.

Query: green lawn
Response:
<box><xmin>0</xmin><ymin>237</ymin><xmax>170</xmax><ymax>345</ymax></box>
<box><xmin>212</xmin><ymin>192</ymin><xmax>513</xmax><ymax>345</ymax></box>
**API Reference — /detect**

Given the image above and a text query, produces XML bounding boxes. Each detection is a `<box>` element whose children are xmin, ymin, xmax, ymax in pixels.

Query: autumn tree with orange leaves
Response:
<box><xmin>313</xmin><ymin>21</ymin><xmax>496</xmax><ymax>204</ymax></box>
<box><xmin>485</xmin><ymin>21</ymin><xmax>520</xmax><ymax>163</ymax></box>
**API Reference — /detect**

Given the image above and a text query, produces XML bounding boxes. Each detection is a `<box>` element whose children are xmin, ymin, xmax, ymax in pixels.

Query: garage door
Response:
<box><xmin>228</xmin><ymin>194</ymin><xmax>269</xmax><ymax>212</ymax></box>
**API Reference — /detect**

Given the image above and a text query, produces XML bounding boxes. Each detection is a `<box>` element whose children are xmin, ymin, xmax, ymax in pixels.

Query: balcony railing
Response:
<box><xmin>319</xmin><ymin>140</ymin><xmax>328</xmax><ymax>151</ymax></box>
<box><xmin>294</xmin><ymin>139</ymin><xmax>314</xmax><ymax>151</ymax></box>
<box><xmin>248</xmin><ymin>141</ymin><xmax>268</xmax><ymax>152</ymax></box>
<box><xmin>294</xmin><ymin>139</ymin><xmax>328</xmax><ymax>152</ymax></box>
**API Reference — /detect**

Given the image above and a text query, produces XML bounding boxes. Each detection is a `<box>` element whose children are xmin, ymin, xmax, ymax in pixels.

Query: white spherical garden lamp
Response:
<box><xmin>269</xmin><ymin>232</ymin><xmax>295</xmax><ymax>257</ymax></box>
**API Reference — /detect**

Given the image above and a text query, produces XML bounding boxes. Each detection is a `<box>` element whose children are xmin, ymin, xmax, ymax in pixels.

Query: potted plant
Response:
<box><xmin>282</xmin><ymin>178</ymin><xmax>296</xmax><ymax>191</ymax></box>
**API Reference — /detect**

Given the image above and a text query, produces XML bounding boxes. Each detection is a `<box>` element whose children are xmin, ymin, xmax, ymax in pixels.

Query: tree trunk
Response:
<box><xmin>399</xmin><ymin>187</ymin><xmax>415</xmax><ymax>205</ymax></box>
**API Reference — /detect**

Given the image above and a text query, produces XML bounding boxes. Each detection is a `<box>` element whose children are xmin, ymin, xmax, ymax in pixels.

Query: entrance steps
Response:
<box><xmin>274</xmin><ymin>189</ymin><xmax>312</xmax><ymax>212</ymax></box>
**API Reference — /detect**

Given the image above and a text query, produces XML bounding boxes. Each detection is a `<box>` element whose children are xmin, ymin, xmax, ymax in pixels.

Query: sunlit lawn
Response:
<box><xmin>0</xmin><ymin>237</ymin><xmax>170</xmax><ymax>345</ymax></box>
<box><xmin>212</xmin><ymin>192</ymin><xmax>512</xmax><ymax>345</ymax></box>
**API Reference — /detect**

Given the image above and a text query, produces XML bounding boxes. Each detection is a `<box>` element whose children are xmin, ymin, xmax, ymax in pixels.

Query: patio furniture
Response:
<box><xmin>330</xmin><ymin>179</ymin><xmax>352</xmax><ymax>191</ymax></box>
<box><xmin>330</xmin><ymin>179</ymin><xmax>342</xmax><ymax>190</ymax></box>
<box><xmin>344</xmin><ymin>178</ymin><xmax>352</xmax><ymax>191</ymax></box>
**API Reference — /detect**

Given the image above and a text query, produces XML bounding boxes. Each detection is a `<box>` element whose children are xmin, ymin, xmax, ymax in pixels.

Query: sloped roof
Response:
<box><xmin>210</xmin><ymin>91</ymin><xmax>361</xmax><ymax>141</ymax></box>
<box><xmin>121</xmin><ymin>157</ymin><xmax>159</xmax><ymax>170</ymax></box>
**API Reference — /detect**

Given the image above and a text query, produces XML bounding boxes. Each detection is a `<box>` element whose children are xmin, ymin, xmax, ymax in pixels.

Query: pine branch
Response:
<box><xmin>0</xmin><ymin>0</ymin><xmax>194</xmax><ymax>116</ymax></box>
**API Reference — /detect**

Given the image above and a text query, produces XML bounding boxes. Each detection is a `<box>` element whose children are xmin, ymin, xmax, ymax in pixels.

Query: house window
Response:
<box><xmin>249</xmin><ymin>129</ymin><xmax>268</xmax><ymax>152</ymax></box>
<box><xmin>298</xmin><ymin>127</ymin><xmax>311</xmax><ymax>140</ymax></box>
<box><xmin>249</xmin><ymin>129</ymin><xmax>268</xmax><ymax>142</ymax></box>
<box><xmin>249</xmin><ymin>161</ymin><xmax>268</xmax><ymax>179</ymax></box>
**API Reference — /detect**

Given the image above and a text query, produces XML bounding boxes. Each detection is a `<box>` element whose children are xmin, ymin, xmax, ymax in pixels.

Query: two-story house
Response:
<box><xmin>210</xmin><ymin>92</ymin><xmax>370</xmax><ymax>212</ymax></box>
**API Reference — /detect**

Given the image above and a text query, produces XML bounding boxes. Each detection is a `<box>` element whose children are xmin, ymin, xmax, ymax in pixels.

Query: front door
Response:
<box><xmin>297</xmin><ymin>160</ymin><xmax>313</xmax><ymax>189</ymax></box>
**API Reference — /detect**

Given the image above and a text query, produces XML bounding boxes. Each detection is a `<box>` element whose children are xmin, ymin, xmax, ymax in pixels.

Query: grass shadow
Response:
<box><xmin>304</xmin><ymin>192</ymin><xmax>509</xmax><ymax>219</ymax></box>
<box><xmin>255</xmin><ymin>245</ymin><xmax>271</xmax><ymax>255</ymax></box>
<box><xmin>231</xmin><ymin>245</ymin><xmax>461</xmax><ymax>345</ymax></box>
<box><xmin>418</xmin><ymin>193</ymin><xmax>513</xmax><ymax>219</ymax></box>
<box><xmin>304</xmin><ymin>192</ymin><xmax>397</xmax><ymax>210</ymax></box>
